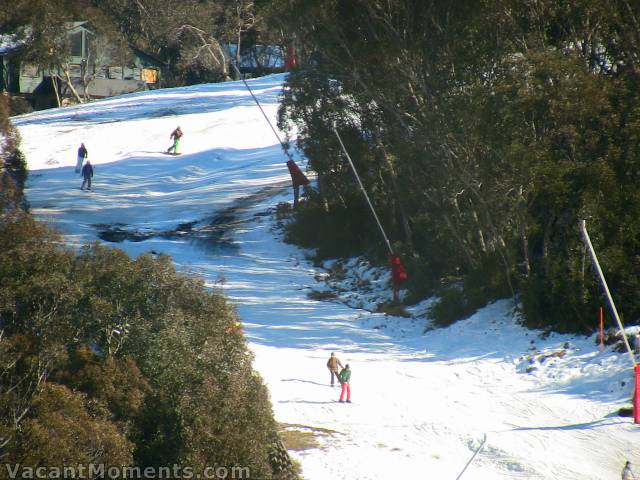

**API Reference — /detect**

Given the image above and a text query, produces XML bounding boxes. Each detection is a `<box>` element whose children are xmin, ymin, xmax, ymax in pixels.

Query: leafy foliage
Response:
<box><xmin>0</xmin><ymin>95</ymin><xmax>27</xmax><ymax>216</ymax></box>
<box><xmin>428</xmin><ymin>287</ymin><xmax>477</xmax><ymax>329</ymax></box>
<box><xmin>0</xmin><ymin>216</ymin><xmax>298</xmax><ymax>477</ymax></box>
<box><xmin>270</xmin><ymin>0</ymin><xmax>640</xmax><ymax>331</ymax></box>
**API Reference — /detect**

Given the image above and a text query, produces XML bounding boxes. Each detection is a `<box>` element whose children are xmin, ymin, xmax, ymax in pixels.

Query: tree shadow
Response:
<box><xmin>281</xmin><ymin>378</ymin><xmax>330</xmax><ymax>387</ymax></box>
<box><xmin>507</xmin><ymin>416</ymin><xmax>629</xmax><ymax>432</ymax></box>
<box><xmin>278</xmin><ymin>400</ymin><xmax>338</xmax><ymax>405</ymax></box>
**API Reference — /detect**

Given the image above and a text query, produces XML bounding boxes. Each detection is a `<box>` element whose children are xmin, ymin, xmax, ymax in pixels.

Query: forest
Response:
<box><xmin>267</xmin><ymin>0</ymin><xmax>640</xmax><ymax>332</ymax></box>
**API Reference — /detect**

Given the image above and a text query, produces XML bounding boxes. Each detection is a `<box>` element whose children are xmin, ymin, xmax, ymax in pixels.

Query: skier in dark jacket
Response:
<box><xmin>75</xmin><ymin>143</ymin><xmax>88</xmax><ymax>173</ymax></box>
<box><xmin>167</xmin><ymin>126</ymin><xmax>183</xmax><ymax>154</ymax></box>
<box><xmin>80</xmin><ymin>160</ymin><xmax>94</xmax><ymax>190</ymax></box>
<box><xmin>338</xmin><ymin>364</ymin><xmax>351</xmax><ymax>403</ymax></box>
<box><xmin>622</xmin><ymin>461</ymin><xmax>636</xmax><ymax>480</ymax></box>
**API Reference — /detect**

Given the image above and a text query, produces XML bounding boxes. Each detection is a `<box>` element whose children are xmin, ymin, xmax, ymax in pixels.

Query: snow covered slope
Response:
<box><xmin>14</xmin><ymin>74</ymin><xmax>639</xmax><ymax>479</ymax></box>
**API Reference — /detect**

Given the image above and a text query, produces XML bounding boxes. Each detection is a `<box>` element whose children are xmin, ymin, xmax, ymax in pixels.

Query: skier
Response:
<box><xmin>167</xmin><ymin>126</ymin><xmax>183</xmax><ymax>155</ymax></box>
<box><xmin>75</xmin><ymin>143</ymin><xmax>88</xmax><ymax>173</ymax></box>
<box><xmin>326</xmin><ymin>352</ymin><xmax>344</xmax><ymax>387</ymax></box>
<box><xmin>80</xmin><ymin>160</ymin><xmax>94</xmax><ymax>190</ymax></box>
<box><xmin>338</xmin><ymin>364</ymin><xmax>351</xmax><ymax>403</ymax></box>
<box><xmin>622</xmin><ymin>461</ymin><xmax>636</xmax><ymax>480</ymax></box>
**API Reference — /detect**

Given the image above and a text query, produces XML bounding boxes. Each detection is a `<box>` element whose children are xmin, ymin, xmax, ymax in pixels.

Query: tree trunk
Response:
<box><xmin>82</xmin><ymin>55</ymin><xmax>93</xmax><ymax>102</ymax></box>
<box><xmin>51</xmin><ymin>76</ymin><xmax>61</xmax><ymax>107</ymax></box>
<box><xmin>521</xmin><ymin>220</ymin><xmax>531</xmax><ymax>278</ymax></box>
<box><xmin>540</xmin><ymin>214</ymin><xmax>556</xmax><ymax>278</ymax></box>
<box><xmin>379</xmin><ymin>143</ymin><xmax>413</xmax><ymax>246</ymax></box>
<box><xmin>60</xmin><ymin>68</ymin><xmax>84</xmax><ymax>104</ymax></box>
<box><xmin>316</xmin><ymin>171</ymin><xmax>330</xmax><ymax>212</ymax></box>
<box><xmin>236</xmin><ymin>20</ymin><xmax>242</xmax><ymax>80</ymax></box>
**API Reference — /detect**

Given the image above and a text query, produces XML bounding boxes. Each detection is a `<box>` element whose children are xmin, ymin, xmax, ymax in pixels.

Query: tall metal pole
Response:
<box><xmin>230</xmin><ymin>63</ymin><xmax>292</xmax><ymax>160</ymax></box>
<box><xmin>332</xmin><ymin>124</ymin><xmax>394</xmax><ymax>255</ymax></box>
<box><xmin>580</xmin><ymin>220</ymin><xmax>636</xmax><ymax>366</ymax></box>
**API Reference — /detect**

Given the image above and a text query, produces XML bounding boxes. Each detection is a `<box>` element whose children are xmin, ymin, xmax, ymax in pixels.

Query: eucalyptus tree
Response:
<box><xmin>270</xmin><ymin>0</ymin><xmax>640</xmax><ymax>330</ymax></box>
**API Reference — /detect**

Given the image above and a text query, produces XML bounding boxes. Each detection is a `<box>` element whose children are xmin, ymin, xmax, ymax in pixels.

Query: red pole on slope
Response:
<box><xmin>634</xmin><ymin>365</ymin><xmax>640</xmax><ymax>424</ymax></box>
<box><xmin>599</xmin><ymin>306</ymin><xmax>604</xmax><ymax>352</ymax></box>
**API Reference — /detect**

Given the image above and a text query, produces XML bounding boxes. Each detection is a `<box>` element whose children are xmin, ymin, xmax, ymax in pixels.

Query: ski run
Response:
<box><xmin>13</xmin><ymin>73</ymin><xmax>639</xmax><ymax>479</ymax></box>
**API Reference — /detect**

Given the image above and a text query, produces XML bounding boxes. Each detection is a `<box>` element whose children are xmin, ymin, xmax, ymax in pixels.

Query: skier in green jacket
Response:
<box><xmin>338</xmin><ymin>364</ymin><xmax>351</xmax><ymax>403</ymax></box>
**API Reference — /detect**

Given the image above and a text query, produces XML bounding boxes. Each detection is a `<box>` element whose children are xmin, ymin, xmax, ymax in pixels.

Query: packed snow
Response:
<box><xmin>13</xmin><ymin>74</ymin><xmax>639</xmax><ymax>479</ymax></box>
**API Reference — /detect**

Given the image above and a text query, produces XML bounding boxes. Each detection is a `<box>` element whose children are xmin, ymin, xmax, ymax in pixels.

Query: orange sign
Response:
<box><xmin>141</xmin><ymin>68</ymin><xmax>158</xmax><ymax>84</ymax></box>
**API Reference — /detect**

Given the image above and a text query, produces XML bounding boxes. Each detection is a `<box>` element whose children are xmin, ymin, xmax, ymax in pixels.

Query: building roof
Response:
<box><xmin>1</xmin><ymin>21</ymin><xmax>93</xmax><ymax>56</ymax></box>
<box><xmin>67</xmin><ymin>21</ymin><xmax>94</xmax><ymax>35</ymax></box>
<box><xmin>130</xmin><ymin>47</ymin><xmax>162</xmax><ymax>68</ymax></box>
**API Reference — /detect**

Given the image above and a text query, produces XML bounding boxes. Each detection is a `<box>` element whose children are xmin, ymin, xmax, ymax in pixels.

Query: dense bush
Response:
<box><xmin>428</xmin><ymin>287</ymin><xmax>474</xmax><ymax>328</ymax></box>
<box><xmin>0</xmin><ymin>94</ymin><xmax>28</xmax><ymax>215</ymax></box>
<box><xmin>285</xmin><ymin>190</ymin><xmax>377</xmax><ymax>259</ymax></box>
<box><xmin>271</xmin><ymin>0</ymin><xmax>640</xmax><ymax>331</ymax></box>
<box><xmin>0</xmin><ymin>215</ymin><xmax>298</xmax><ymax>479</ymax></box>
<box><xmin>9</xmin><ymin>96</ymin><xmax>33</xmax><ymax>116</ymax></box>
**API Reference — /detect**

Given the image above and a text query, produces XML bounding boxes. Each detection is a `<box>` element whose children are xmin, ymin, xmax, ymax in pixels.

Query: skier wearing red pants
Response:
<box><xmin>338</xmin><ymin>364</ymin><xmax>351</xmax><ymax>403</ymax></box>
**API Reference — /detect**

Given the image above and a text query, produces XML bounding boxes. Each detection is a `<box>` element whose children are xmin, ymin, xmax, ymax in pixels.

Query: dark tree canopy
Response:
<box><xmin>269</xmin><ymin>0</ymin><xmax>640</xmax><ymax>332</ymax></box>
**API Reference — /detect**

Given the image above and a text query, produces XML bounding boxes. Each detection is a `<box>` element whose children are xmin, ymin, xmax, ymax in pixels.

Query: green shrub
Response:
<box><xmin>428</xmin><ymin>286</ymin><xmax>478</xmax><ymax>327</ymax></box>
<box><xmin>0</xmin><ymin>94</ymin><xmax>28</xmax><ymax>211</ymax></box>
<box><xmin>284</xmin><ymin>192</ymin><xmax>377</xmax><ymax>260</ymax></box>
<box><xmin>8</xmin><ymin>383</ymin><xmax>134</xmax><ymax>467</ymax></box>
<box><xmin>520</xmin><ymin>267</ymin><xmax>595</xmax><ymax>333</ymax></box>
<box><xmin>9</xmin><ymin>95</ymin><xmax>33</xmax><ymax>116</ymax></box>
<box><xmin>0</xmin><ymin>216</ymin><xmax>298</xmax><ymax>479</ymax></box>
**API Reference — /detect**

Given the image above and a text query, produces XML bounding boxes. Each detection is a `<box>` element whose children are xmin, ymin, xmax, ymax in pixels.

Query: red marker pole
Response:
<box><xmin>599</xmin><ymin>306</ymin><xmax>604</xmax><ymax>352</ymax></box>
<box><xmin>634</xmin><ymin>365</ymin><xmax>640</xmax><ymax>424</ymax></box>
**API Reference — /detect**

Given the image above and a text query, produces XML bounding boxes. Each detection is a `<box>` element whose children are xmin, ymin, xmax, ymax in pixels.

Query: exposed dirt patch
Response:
<box><xmin>306</xmin><ymin>290</ymin><xmax>339</xmax><ymax>302</ymax></box>
<box><xmin>95</xmin><ymin>183</ymin><xmax>289</xmax><ymax>254</ymax></box>
<box><xmin>278</xmin><ymin>423</ymin><xmax>340</xmax><ymax>451</ymax></box>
